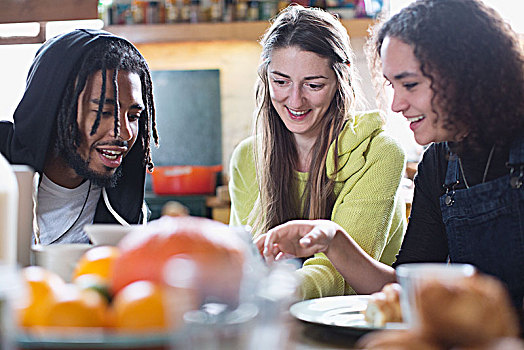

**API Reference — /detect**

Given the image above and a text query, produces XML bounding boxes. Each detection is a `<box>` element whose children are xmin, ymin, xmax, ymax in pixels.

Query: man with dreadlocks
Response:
<box><xmin>0</xmin><ymin>29</ymin><xmax>158</xmax><ymax>244</ymax></box>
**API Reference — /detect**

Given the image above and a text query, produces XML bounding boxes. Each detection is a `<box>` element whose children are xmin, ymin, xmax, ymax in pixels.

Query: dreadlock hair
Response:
<box><xmin>55</xmin><ymin>37</ymin><xmax>158</xmax><ymax>171</ymax></box>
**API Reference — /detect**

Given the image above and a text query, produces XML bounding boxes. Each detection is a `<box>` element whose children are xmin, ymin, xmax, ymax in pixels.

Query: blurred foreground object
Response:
<box><xmin>417</xmin><ymin>274</ymin><xmax>519</xmax><ymax>346</ymax></box>
<box><xmin>111</xmin><ymin>280</ymin><xmax>169</xmax><ymax>331</ymax></box>
<box><xmin>356</xmin><ymin>330</ymin><xmax>441</xmax><ymax>350</ymax></box>
<box><xmin>111</xmin><ymin>216</ymin><xmax>246</xmax><ymax>307</ymax></box>
<box><xmin>12</xmin><ymin>220</ymin><xmax>295</xmax><ymax>347</ymax></box>
<box><xmin>396</xmin><ymin>263</ymin><xmax>476</xmax><ymax>327</ymax></box>
<box><xmin>161</xmin><ymin>201</ymin><xmax>189</xmax><ymax>217</ymax></box>
<box><xmin>73</xmin><ymin>246</ymin><xmax>121</xmax><ymax>282</ymax></box>
<box><xmin>83</xmin><ymin>224</ymin><xmax>138</xmax><ymax>246</ymax></box>
<box><xmin>17</xmin><ymin>266</ymin><xmax>109</xmax><ymax>329</ymax></box>
<box><xmin>30</xmin><ymin>244</ymin><xmax>92</xmax><ymax>282</ymax></box>
<box><xmin>17</xmin><ymin>266</ymin><xmax>64</xmax><ymax>328</ymax></box>
<box><xmin>364</xmin><ymin>283</ymin><xmax>403</xmax><ymax>327</ymax></box>
<box><xmin>357</xmin><ymin>274</ymin><xmax>522</xmax><ymax>350</ymax></box>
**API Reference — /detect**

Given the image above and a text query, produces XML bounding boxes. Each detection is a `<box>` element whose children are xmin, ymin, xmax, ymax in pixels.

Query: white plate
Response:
<box><xmin>289</xmin><ymin>295</ymin><xmax>407</xmax><ymax>334</ymax></box>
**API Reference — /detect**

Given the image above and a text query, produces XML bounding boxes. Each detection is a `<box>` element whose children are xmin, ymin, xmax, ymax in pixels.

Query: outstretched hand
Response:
<box><xmin>262</xmin><ymin>220</ymin><xmax>343</xmax><ymax>263</ymax></box>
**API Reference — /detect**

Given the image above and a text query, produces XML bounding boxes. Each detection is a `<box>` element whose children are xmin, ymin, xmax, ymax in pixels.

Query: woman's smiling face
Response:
<box><xmin>268</xmin><ymin>46</ymin><xmax>338</xmax><ymax>142</ymax></box>
<box><xmin>380</xmin><ymin>36</ymin><xmax>466</xmax><ymax>145</ymax></box>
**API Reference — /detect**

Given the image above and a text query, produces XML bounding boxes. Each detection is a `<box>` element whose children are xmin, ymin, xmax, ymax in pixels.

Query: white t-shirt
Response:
<box><xmin>36</xmin><ymin>174</ymin><xmax>102</xmax><ymax>244</ymax></box>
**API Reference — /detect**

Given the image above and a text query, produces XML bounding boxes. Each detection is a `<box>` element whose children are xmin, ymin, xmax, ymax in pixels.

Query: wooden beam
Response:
<box><xmin>0</xmin><ymin>22</ymin><xmax>46</xmax><ymax>45</ymax></box>
<box><xmin>105</xmin><ymin>18</ymin><xmax>374</xmax><ymax>44</ymax></box>
<box><xmin>0</xmin><ymin>0</ymin><xmax>98</xmax><ymax>24</ymax></box>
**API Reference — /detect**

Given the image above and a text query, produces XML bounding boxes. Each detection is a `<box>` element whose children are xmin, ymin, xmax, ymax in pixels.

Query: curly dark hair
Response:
<box><xmin>368</xmin><ymin>0</ymin><xmax>524</xmax><ymax>155</ymax></box>
<box><xmin>55</xmin><ymin>38</ymin><xmax>158</xmax><ymax>171</ymax></box>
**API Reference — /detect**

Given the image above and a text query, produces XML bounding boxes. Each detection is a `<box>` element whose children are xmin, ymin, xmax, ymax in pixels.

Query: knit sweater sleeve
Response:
<box><xmin>297</xmin><ymin>132</ymin><xmax>406</xmax><ymax>299</ymax></box>
<box><xmin>228</xmin><ymin>138</ymin><xmax>259</xmax><ymax>228</ymax></box>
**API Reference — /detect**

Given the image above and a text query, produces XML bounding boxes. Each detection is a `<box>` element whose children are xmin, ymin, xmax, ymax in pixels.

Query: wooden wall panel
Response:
<box><xmin>0</xmin><ymin>0</ymin><xmax>98</xmax><ymax>24</ymax></box>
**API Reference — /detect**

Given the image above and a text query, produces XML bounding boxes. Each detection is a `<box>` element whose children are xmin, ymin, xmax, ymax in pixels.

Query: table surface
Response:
<box><xmin>288</xmin><ymin>320</ymin><xmax>364</xmax><ymax>349</ymax></box>
<box><xmin>15</xmin><ymin>318</ymin><xmax>366</xmax><ymax>350</ymax></box>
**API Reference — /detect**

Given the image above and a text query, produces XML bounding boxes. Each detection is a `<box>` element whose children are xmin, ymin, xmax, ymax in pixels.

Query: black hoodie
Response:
<box><xmin>0</xmin><ymin>29</ymin><xmax>148</xmax><ymax>226</ymax></box>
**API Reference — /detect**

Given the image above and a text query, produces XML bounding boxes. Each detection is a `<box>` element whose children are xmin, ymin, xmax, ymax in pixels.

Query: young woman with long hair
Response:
<box><xmin>229</xmin><ymin>5</ymin><xmax>406</xmax><ymax>299</ymax></box>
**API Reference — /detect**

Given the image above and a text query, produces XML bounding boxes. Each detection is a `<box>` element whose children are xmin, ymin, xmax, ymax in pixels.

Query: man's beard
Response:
<box><xmin>62</xmin><ymin>149</ymin><xmax>123</xmax><ymax>188</ymax></box>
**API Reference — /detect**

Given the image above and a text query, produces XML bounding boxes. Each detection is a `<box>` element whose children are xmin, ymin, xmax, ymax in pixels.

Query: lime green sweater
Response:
<box><xmin>229</xmin><ymin>111</ymin><xmax>406</xmax><ymax>299</ymax></box>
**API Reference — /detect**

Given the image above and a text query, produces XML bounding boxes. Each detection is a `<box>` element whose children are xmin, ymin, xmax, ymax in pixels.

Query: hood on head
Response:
<box><xmin>5</xmin><ymin>29</ymin><xmax>149</xmax><ymax>224</ymax></box>
<box><xmin>9</xmin><ymin>29</ymin><xmax>136</xmax><ymax>173</ymax></box>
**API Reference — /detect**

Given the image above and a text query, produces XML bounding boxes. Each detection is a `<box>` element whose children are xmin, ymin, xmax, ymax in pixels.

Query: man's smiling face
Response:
<box><xmin>68</xmin><ymin>69</ymin><xmax>143</xmax><ymax>187</ymax></box>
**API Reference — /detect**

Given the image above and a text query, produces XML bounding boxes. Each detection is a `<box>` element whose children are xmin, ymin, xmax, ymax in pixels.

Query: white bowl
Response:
<box><xmin>83</xmin><ymin>224</ymin><xmax>140</xmax><ymax>246</ymax></box>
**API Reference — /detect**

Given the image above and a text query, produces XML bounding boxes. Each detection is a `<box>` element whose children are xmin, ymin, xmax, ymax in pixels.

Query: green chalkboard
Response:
<box><xmin>149</xmin><ymin>69</ymin><xmax>222</xmax><ymax>167</ymax></box>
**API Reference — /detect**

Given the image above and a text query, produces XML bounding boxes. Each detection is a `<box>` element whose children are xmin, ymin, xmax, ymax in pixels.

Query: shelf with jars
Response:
<box><xmin>100</xmin><ymin>0</ymin><xmax>378</xmax><ymax>43</ymax></box>
<box><xmin>104</xmin><ymin>17</ymin><xmax>374</xmax><ymax>43</ymax></box>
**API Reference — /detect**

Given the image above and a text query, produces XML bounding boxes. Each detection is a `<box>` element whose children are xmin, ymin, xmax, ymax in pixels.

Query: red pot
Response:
<box><xmin>151</xmin><ymin>165</ymin><xmax>223</xmax><ymax>195</ymax></box>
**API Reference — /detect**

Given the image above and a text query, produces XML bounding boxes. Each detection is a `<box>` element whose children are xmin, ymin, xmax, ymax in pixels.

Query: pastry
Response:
<box><xmin>364</xmin><ymin>282</ymin><xmax>403</xmax><ymax>326</ymax></box>
<box><xmin>417</xmin><ymin>274</ymin><xmax>520</xmax><ymax>347</ymax></box>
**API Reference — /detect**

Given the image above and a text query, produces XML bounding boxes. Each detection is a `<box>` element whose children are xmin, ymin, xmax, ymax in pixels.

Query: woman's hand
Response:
<box><xmin>254</xmin><ymin>233</ymin><xmax>266</xmax><ymax>257</ymax></box>
<box><xmin>262</xmin><ymin>219</ymin><xmax>397</xmax><ymax>294</ymax></box>
<box><xmin>263</xmin><ymin>220</ymin><xmax>343</xmax><ymax>263</ymax></box>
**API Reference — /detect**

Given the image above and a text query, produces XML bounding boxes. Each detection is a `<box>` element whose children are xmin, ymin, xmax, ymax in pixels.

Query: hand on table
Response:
<box><xmin>262</xmin><ymin>220</ymin><xmax>342</xmax><ymax>263</ymax></box>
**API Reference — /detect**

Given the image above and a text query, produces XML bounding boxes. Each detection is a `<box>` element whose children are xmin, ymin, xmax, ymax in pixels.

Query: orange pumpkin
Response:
<box><xmin>110</xmin><ymin>216</ymin><xmax>246</xmax><ymax>306</ymax></box>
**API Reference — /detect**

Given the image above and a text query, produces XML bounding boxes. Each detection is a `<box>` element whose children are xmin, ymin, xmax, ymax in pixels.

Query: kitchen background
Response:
<box><xmin>0</xmin><ymin>0</ymin><xmax>521</xmax><ymax>220</ymax></box>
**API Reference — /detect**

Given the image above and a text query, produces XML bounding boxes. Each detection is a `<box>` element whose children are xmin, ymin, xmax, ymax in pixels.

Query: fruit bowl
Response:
<box><xmin>14</xmin><ymin>218</ymin><xmax>273</xmax><ymax>350</ymax></box>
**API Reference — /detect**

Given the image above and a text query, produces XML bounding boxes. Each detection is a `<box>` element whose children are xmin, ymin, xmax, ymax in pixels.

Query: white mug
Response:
<box><xmin>31</xmin><ymin>243</ymin><xmax>92</xmax><ymax>282</ymax></box>
<box><xmin>396</xmin><ymin>263</ymin><xmax>476</xmax><ymax>328</ymax></box>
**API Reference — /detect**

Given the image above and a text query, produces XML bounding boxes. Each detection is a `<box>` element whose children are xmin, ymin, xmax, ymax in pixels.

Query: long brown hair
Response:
<box><xmin>251</xmin><ymin>5</ymin><xmax>365</xmax><ymax>235</ymax></box>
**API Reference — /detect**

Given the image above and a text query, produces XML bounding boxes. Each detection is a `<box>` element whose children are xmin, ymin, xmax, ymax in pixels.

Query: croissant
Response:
<box><xmin>417</xmin><ymin>274</ymin><xmax>519</xmax><ymax>347</ymax></box>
